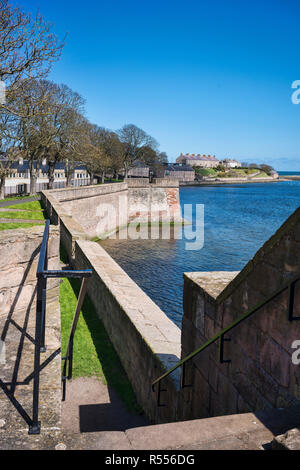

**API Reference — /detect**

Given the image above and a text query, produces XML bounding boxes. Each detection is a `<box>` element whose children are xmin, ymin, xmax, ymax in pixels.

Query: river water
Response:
<box><xmin>100</xmin><ymin>181</ymin><xmax>300</xmax><ymax>327</ymax></box>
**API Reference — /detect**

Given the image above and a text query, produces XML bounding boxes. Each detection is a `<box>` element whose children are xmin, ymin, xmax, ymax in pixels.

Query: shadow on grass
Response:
<box><xmin>62</xmin><ymin>276</ymin><xmax>143</xmax><ymax>415</ymax></box>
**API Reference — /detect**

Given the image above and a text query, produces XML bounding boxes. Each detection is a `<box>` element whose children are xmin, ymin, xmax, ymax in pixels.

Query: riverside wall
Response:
<box><xmin>42</xmin><ymin>178</ymin><xmax>182</xmax><ymax>239</ymax></box>
<box><xmin>181</xmin><ymin>207</ymin><xmax>300</xmax><ymax>419</ymax></box>
<box><xmin>41</xmin><ymin>180</ymin><xmax>183</xmax><ymax>423</ymax></box>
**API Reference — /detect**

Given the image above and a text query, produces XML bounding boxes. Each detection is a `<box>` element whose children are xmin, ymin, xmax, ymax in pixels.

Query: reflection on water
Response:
<box><xmin>100</xmin><ymin>182</ymin><xmax>300</xmax><ymax>328</ymax></box>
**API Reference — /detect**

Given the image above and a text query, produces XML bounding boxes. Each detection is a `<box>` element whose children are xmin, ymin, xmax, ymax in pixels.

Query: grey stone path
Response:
<box><xmin>0</xmin><ymin>284</ymin><xmax>61</xmax><ymax>442</ymax></box>
<box><xmin>0</xmin><ymin>196</ymin><xmax>40</xmax><ymax>208</ymax></box>
<box><xmin>61</xmin><ymin>377</ymin><xmax>148</xmax><ymax>433</ymax></box>
<box><xmin>0</xmin><ymin>218</ymin><xmax>45</xmax><ymax>224</ymax></box>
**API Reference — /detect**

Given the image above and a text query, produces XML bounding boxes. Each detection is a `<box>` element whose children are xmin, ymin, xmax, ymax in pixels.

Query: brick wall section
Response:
<box><xmin>181</xmin><ymin>206</ymin><xmax>300</xmax><ymax>419</ymax></box>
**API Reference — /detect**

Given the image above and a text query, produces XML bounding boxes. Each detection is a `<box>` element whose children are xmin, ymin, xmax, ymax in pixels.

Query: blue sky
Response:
<box><xmin>24</xmin><ymin>0</ymin><xmax>300</xmax><ymax>170</ymax></box>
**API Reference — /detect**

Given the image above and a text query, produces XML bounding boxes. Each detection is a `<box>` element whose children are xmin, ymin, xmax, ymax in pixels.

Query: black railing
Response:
<box><xmin>152</xmin><ymin>272</ymin><xmax>300</xmax><ymax>406</ymax></box>
<box><xmin>0</xmin><ymin>220</ymin><xmax>92</xmax><ymax>435</ymax></box>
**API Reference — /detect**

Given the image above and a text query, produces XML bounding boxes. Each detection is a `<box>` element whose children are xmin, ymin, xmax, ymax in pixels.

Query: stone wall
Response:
<box><xmin>74</xmin><ymin>240</ymin><xmax>181</xmax><ymax>423</ymax></box>
<box><xmin>0</xmin><ymin>225</ymin><xmax>60</xmax><ymax>319</ymax></box>
<box><xmin>41</xmin><ymin>183</ymin><xmax>183</xmax><ymax>424</ymax></box>
<box><xmin>127</xmin><ymin>178</ymin><xmax>181</xmax><ymax>224</ymax></box>
<box><xmin>42</xmin><ymin>179</ymin><xmax>182</xmax><ymax>239</ymax></box>
<box><xmin>181</xmin><ymin>206</ymin><xmax>300</xmax><ymax>419</ymax></box>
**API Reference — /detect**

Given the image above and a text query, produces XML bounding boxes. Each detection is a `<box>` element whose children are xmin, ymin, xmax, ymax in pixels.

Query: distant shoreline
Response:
<box><xmin>180</xmin><ymin>177</ymin><xmax>297</xmax><ymax>187</ymax></box>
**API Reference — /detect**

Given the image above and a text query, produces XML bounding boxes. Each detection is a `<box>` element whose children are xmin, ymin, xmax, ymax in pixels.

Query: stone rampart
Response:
<box><xmin>42</xmin><ymin>179</ymin><xmax>182</xmax><ymax>239</ymax></box>
<box><xmin>41</xmin><ymin>182</ymin><xmax>182</xmax><ymax>423</ymax></box>
<box><xmin>181</xmin><ymin>206</ymin><xmax>300</xmax><ymax>419</ymax></box>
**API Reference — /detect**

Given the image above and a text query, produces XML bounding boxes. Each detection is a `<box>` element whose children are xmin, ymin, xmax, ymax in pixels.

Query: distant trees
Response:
<box><xmin>0</xmin><ymin>0</ymin><xmax>65</xmax><ymax>197</ymax></box>
<box><xmin>259</xmin><ymin>164</ymin><xmax>274</xmax><ymax>175</ymax></box>
<box><xmin>241</xmin><ymin>162</ymin><xmax>275</xmax><ymax>175</ymax></box>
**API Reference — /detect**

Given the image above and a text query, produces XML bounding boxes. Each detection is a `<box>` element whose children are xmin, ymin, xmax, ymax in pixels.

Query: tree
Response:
<box><xmin>84</xmin><ymin>125</ymin><xmax>115</xmax><ymax>184</ymax></box>
<box><xmin>0</xmin><ymin>111</ymin><xmax>20</xmax><ymax>198</ymax></box>
<box><xmin>117</xmin><ymin>124</ymin><xmax>158</xmax><ymax>178</ymax></box>
<box><xmin>98</xmin><ymin>129</ymin><xmax>124</xmax><ymax>181</ymax></box>
<box><xmin>42</xmin><ymin>84</ymin><xmax>86</xmax><ymax>189</ymax></box>
<box><xmin>4</xmin><ymin>79</ymin><xmax>59</xmax><ymax>194</ymax></box>
<box><xmin>0</xmin><ymin>0</ymin><xmax>64</xmax><ymax>88</ymax></box>
<box><xmin>0</xmin><ymin>0</ymin><xmax>64</xmax><ymax>195</ymax></box>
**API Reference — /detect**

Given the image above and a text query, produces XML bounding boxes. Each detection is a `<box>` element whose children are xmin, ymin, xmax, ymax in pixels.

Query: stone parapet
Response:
<box><xmin>181</xmin><ymin>206</ymin><xmax>300</xmax><ymax>419</ymax></box>
<box><xmin>73</xmin><ymin>240</ymin><xmax>181</xmax><ymax>423</ymax></box>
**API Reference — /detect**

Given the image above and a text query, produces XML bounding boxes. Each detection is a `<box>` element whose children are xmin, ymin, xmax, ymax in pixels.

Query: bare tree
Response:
<box><xmin>39</xmin><ymin>83</ymin><xmax>85</xmax><ymax>189</ymax></box>
<box><xmin>83</xmin><ymin>125</ymin><xmax>115</xmax><ymax>184</ymax></box>
<box><xmin>0</xmin><ymin>0</ymin><xmax>64</xmax><ymax>195</ymax></box>
<box><xmin>0</xmin><ymin>0</ymin><xmax>64</xmax><ymax>88</ymax></box>
<box><xmin>117</xmin><ymin>124</ymin><xmax>158</xmax><ymax>178</ymax></box>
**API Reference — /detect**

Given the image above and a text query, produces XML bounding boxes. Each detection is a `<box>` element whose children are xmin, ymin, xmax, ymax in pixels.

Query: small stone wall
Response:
<box><xmin>0</xmin><ymin>226</ymin><xmax>60</xmax><ymax>318</ymax></box>
<box><xmin>181</xmin><ymin>206</ymin><xmax>300</xmax><ymax>419</ymax></box>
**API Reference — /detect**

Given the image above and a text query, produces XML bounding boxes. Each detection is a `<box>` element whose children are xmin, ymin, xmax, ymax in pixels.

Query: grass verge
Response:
<box><xmin>0</xmin><ymin>210</ymin><xmax>45</xmax><ymax>220</ymax></box>
<box><xmin>59</xmin><ymin>274</ymin><xmax>142</xmax><ymax>414</ymax></box>
<box><xmin>4</xmin><ymin>201</ymin><xmax>44</xmax><ymax>211</ymax></box>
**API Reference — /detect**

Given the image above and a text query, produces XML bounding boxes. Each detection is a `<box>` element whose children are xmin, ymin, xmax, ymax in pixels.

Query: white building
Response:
<box><xmin>220</xmin><ymin>159</ymin><xmax>242</xmax><ymax>168</ymax></box>
<box><xmin>3</xmin><ymin>157</ymin><xmax>90</xmax><ymax>196</ymax></box>
<box><xmin>176</xmin><ymin>153</ymin><xmax>219</xmax><ymax>168</ymax></box>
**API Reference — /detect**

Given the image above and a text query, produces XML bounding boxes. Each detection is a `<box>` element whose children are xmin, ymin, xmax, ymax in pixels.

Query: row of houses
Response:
<box><xmin>176</xmin><ymin>153</ymin><xmax>242</xmax><ymax>168</ymax></box>
<box><xmin>2</xmin><ymin>157</ymin><xmax>91</xmax><ymax>196</ymax></box>
<box><xmin>0</xmin><ymin>152</ymin><xmax>247</xmax><ymax>195</ymax></box>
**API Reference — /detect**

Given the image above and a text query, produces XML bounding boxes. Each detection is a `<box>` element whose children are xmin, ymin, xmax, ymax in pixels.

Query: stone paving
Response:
<box><xmin>0</xmin><ymin>286</ymin><xmax>61</xmax><ymax>443</ymax></box>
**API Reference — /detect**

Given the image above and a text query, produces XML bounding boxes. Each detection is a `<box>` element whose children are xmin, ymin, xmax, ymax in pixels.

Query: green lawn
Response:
<box><xmin>195</xmin><ymin>168</ymin><xmax>217</xmax><ymax>176</ymax></box>
<box><xmin>59</xmin><ymin>274</ymin><xmax>142</xmax><ymax>413</ymax></box>
<box><xmin>0</xmin><ymin>200</ymin><xmax>46</xmax><ymax>229</ymax></box>
<box><xmin>2</xmin><ymin>195</ymin><xmax>34</xmax><ymax>202</ymax></box>
<box><xmin>0</xmin><ymin>210</ymin><xmax>45</xmax><ymax>220</ymax></box>
<box><xmin>0</xmin><ymin>201</ymin><xmax>46</xmax><ymax>222</ymax></box>
<box><xmin>254</xmin><ymin>171</ymin><xmax>269</xmax><ymax>178</ymax></box>
<box><xmin>5</xmin><ymin>200</ymin><xmax>44</xmax><ymax>211</ymax></box>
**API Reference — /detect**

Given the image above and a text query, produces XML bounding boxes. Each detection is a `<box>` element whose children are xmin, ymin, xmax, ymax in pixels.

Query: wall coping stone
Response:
<box><xmin>76</xmin><ymin>239</ymin><xmax>182</xmax><ymax>389</ymax></box>
<box><xmin>184</xmin><ymin>271</ymin><xmax>240</xmax><ymax>304</ymax></box>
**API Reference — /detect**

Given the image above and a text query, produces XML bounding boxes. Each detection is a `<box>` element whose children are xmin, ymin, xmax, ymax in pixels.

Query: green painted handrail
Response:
<box><xmin>152</xmin><ymin>272</ymin><xmax>300</xmax><ymax>392</ymax></box>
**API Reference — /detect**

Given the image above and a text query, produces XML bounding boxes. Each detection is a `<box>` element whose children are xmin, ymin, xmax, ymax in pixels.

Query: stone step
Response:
<box><xmin>1</xmin><ymin>406</ymin><xmax>300</xmax><ymax>450</ymax></box>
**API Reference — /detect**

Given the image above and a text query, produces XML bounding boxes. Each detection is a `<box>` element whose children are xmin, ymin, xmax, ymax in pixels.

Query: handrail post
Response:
<box><xmin>40</xmin><ymin>245</ymin><xmax>48</xmax><ymax>353</ymax></box>
<box><xmin>29</xmin><ymin>274</ymin><xmax>43</xmax><ymax>435</ymax></box>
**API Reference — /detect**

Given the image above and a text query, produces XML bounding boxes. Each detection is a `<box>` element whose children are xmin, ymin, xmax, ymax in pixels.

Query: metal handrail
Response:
<box><xmin>152</xmin><ymin>272</ymin><xmax>300</xmax><ymax>403</ymax></box>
